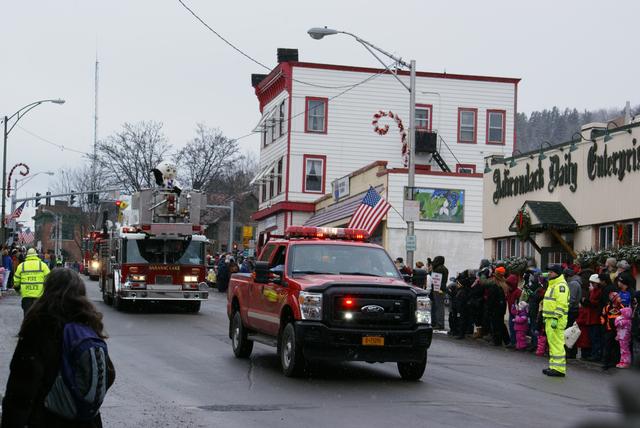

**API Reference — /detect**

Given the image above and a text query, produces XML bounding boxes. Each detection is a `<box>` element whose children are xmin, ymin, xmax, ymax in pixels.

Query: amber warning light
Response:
<box><xmin>284</xmin><ymin>226</ymin><xmax>369</xmax><ymax>241</ymax></box>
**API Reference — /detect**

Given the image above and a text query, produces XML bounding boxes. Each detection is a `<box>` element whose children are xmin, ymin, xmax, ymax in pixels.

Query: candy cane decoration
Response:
<box><xmin>372</xmin><ymin>110</ymin><xmax>409</xmax><ymax>166</ymax></box>
<box><xmin>7</xmin><ymin>163</ymin><xmax>30</xmax><ymax>197</ymax></box>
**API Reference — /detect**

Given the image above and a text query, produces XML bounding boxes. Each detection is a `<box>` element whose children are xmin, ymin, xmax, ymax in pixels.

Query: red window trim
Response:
<box><xmin>302</xmin><ymin>154</ymin><xmax>326</xmax><ymax>194</ymax></box>
<box><xmin>304</xmin><ymin>97</ymin><xmax>328</xmax><ymax>134</ymax></box>
<box><xmin>455</xmin><ymin>163</ymin><xmax>477</xmax><ymax>174</ymax></box>
<box><xmin>415</xmin><ymin>103</ymin><xmax>433</xmax><ymax>131</ymax></box>
<box><xmin>486</xmin><ymin>109</ymin><xmax>506</xmax><ymax>145</ymax></box>
<box><xmin>457</xmin><ymin>107</ymin><xmax>477</xmax><ymax>144</ymax></box>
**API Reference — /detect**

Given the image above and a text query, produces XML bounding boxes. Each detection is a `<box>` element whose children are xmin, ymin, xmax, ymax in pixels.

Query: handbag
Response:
<box><xmin>564</xmin><ymin>322</ymin><xmax>581</xmax><ymax>349</ymax></box>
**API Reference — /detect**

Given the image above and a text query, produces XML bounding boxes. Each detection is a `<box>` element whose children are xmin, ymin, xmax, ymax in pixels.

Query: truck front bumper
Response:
<box><xmin>295</xmin><ymin>321</ymin><xmax>432</xmax><ymax>363</ymax></box>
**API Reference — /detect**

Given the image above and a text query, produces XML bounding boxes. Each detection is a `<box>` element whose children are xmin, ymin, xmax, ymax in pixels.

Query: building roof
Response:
<box><xmin>304</xmin><ymin>185</ymin><xmax>384</xmax><ymax>227</ymax></box>
<box><xmin>509</xmin><ymin>201</ymin><xmax>577</xmax><ymax>232</ymax></box>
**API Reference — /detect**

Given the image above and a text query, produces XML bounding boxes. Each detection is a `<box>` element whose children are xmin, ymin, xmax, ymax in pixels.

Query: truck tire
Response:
<box><xmin>114</xmin><ymin>295</ymin><xmax>128</xmax><ymax>312</ymax></box>
<box><xmin>280</xmin><ymin>323</ymin><xmax>305</xmax><ymax>377</ymax></box>
<box><xmin>231</xmin><ymin>311</ymin><xmax>253</xmax><ymax>358</ymax></box>
<box><xmin>397</xmin><ymin>353</ymin><xmax>427</xmax><ymax>381</ymax></box>
<box><xmin>102</xmin><ymin>287</ymin><xmax>113</xmax><ymax>306</ymax></box>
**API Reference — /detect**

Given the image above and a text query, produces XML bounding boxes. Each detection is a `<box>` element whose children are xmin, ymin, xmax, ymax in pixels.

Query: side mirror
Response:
<box><xmin>254</xmin><ymin>261</ymin><xmax>270</xmax><ymax>284</ymax></box>
<box><xmin>270</xmin><ymin>265</ymin><xmax>285</xmax><ymax>286</ymax></box>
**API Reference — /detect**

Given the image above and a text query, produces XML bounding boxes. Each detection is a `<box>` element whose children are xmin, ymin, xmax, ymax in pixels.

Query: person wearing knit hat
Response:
<box><xmin>542</xmin><ymin>264</ymin><xmax>570</xmax><ymax>377</ymax></box>
<box><xmin>601</xmin><ymin>291</ymin><xmax>623</xmax><ymax>370</ymax></box>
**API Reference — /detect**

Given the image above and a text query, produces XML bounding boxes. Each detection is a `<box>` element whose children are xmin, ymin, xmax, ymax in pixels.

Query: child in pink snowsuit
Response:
<box><xmin>615</xmin><ymin>306</ymin><xmax>633</xmax><ymax>368</ymax></box>
<box><xmin>513</xmin><ymin>301</ymin><xmax>529</xmax><ymax>350</ymax></box>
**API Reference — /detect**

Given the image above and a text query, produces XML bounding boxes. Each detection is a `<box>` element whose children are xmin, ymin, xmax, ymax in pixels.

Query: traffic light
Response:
<box><xmin>35</xmin><ymin>193</ymin><xmax>42</xmax><ymax>207</ymax></box>
<box><xmin>88</xmin><ymin>193</ymin><xmax>98</xmax><ymax>204</ymax></box>
<box><xmin>70</xmin><ymin>191</ymin><xmax>76</xmax><ymax>206</ymax></box>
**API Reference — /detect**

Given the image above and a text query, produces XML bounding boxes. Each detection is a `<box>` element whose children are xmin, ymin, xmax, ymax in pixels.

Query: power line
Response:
<box><xmin>177</xmin><ymin>0</ymin><xmax>386</xmax><ymax>90</ymax></box>
<box><xmin>16</xmin><ymin>126</ymin><xmax>92</xmax><ymax>156</ymax></box>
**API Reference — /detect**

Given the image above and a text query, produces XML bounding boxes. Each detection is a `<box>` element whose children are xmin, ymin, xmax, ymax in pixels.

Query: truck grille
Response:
<box><xmin>326</xmin><ymin>287</ymin><xmax>414</xmax><ymax>329</ymax></box>
<box><xmin>155</xmin><ymin>275</ymin><xmax>173</xmax><ymax>285</ymax></box>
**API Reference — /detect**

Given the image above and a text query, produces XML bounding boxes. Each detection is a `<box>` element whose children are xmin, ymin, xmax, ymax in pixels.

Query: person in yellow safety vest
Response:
<box><xmin>542</xmin><ymin>264</ymin><xmax>570</xmax><ymax>377</ymax></box>
<box><xmin>13</xmin><ymin>248</ymin><xmax>50</xmax><ymax>316</ymax></box>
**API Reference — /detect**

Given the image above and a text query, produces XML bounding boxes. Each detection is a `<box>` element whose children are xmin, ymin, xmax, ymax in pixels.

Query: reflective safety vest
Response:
<box><xmin>14</xmin><ymin>255</ymin><xmax>50</xmax><ymax>298</ymax></box>
<box><xmin>542</xmin><ymin>274</ymin><xmax>569</xmax><ymax>320</ymax></box>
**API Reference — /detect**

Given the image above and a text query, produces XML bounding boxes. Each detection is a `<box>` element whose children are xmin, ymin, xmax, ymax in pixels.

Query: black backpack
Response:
<box><xmin>45</xmin><ymin>322</ymin><xmax>110</xmax><ymax>421</ymax></box>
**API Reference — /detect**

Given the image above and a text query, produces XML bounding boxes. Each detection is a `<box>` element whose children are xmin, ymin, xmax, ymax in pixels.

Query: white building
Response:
<box><xmin>250</xmin><ymin>49</ymin><xmax>519</xmax><ymax>275</ymax></box>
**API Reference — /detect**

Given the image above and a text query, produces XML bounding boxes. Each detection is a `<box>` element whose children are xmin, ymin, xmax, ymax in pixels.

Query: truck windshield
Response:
<box><xmin>288</xmin><ymin>244</ymin><xmax>401</xmax><ymax>279</ymax></box>
<box><xmin>125</xmin><ymin>239</ymin><xmax>204</xmax><ymax>265</ymax></box>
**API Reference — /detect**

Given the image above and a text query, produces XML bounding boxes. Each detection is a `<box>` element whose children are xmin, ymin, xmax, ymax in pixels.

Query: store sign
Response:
<box><xmin>332</xmin><ymin>177</ymin><xmax>350</xmax><ymax>201</ymax></box>
<box><xmin>492</xmin><ymin>154</ymin><xmax>578</xmax><ymax>204</ymax></box>
<box><xmin>587</xmin><ymin>141</ymin><xmax>640</xmax><ymax>182</ymax></box>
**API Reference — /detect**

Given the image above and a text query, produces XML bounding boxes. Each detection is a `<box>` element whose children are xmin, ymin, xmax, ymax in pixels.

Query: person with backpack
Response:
<box><xmin>1</xmin><ymin>268</ymin><xmax>115</xmax><ymax>427</ymax></box>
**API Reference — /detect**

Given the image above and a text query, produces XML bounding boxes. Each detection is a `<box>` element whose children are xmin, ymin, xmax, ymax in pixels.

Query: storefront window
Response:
<box><xmin>524</xmin><ymin>240</ymin><xmax>534</xmax><ymax>258</ymax></box>
<box><xmin>599</xmin><ymin>225</ymin><xmax>614</xmax><ymax>250</ymax></box>
<box><xmin>496</xmin><ymin>238</ymin><xmax>507</xmax><ymax>260</ymax></box>
<box><xmin>509</xmin><ymin>238</ymin><xmax>521</xmax><ymax>257</ymax></box>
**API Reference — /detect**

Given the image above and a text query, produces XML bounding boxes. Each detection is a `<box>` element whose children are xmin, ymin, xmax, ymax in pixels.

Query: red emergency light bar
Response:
<box><xmin>284</xmin><ymin>226</ymin><xmax>370</xmax><ymax>241</ymax></box>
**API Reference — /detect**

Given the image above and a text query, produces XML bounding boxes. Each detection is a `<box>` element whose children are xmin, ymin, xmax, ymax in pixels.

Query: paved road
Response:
<box><xmin>0</xmin><ymin>278</ymin><xmax>633</xmax><ymax>427</ymax></box>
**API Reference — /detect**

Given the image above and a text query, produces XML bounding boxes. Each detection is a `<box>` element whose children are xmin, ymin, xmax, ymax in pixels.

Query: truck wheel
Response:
<box><xmin>102</xmin><ymin>287</ymin><xmax>113</xmax><ymax>306</ymax></box>
<box><xmin>114</xmin><ymin>295</ymin><xmax>128</xmax><ymax>312</ymax></box>
<box><xmin>397</xmin><ymin>353</ymin><xmax>427</xmax><ymax>381</ymax></box>
<box><xmin>280</xmin><ymin>323</ymin><xmax>305</xmax><ymax>377</ymax></box>
<box><xmin>231</xmin><ymin>311</ymin><xmax>253</xmax><ymax>358</ymax></box>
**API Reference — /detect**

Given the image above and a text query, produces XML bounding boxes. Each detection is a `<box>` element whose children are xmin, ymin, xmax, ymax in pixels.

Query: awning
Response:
<box><xmin>304</xmin><ymin>185</ymin><xmax>384</xmax><ymax>227</ymax></box>
<box><xmin>252</xmin><ymin>104</ymin><xmax>278</xmax><ymax>133</ymax></box>
<box><xmin>509</xmin><ymin>201</ymin><xmax>577</xmax><ymax>232</ymax></box>
<box><xmin>249</xmin><ymin>161</ymin><xmax>277</xmax><ymax>186</ymax></box>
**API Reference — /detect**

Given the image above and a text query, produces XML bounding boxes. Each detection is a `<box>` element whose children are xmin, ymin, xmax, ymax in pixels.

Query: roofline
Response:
<box><xmin>313</xmin><ymin>160</ymin><xmax>389</xmax><ymax>204</ymax></box>
<box><xmin>290</xmin><ymin>61</ymin><xmax>521</xmax><ymax>84</ymax></box>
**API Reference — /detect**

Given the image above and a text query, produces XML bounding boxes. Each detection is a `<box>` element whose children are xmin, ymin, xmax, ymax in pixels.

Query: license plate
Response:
<box><xmin>362</xmin><ymin>336</ymin><xmax>384</xmax><ymax>346</ymax></box>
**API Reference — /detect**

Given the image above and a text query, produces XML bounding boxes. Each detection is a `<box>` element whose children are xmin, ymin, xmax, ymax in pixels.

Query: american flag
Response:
<box><xmin>4</xmin><ymin>202</ymin><xmax>26</xmax><ymax>225</ymax></box>
<box><xmin>348</xmin><ymin>187</ymin><xmax>391</xmax><ymax>234</ymax></box>
<box><xmin>18</xmin><ymin>227</ymin><xmax>35</xmax><ymax>245</ymax></box>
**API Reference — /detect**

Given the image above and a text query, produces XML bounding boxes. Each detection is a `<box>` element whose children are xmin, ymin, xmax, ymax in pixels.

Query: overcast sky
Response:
<box><xmin>2</xmin><ymin>0</ymin><xmax>638</xmax><ymax>227</ymax></box>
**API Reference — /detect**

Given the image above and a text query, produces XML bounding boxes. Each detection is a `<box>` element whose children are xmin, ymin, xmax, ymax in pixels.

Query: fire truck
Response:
<box><xmin>98</xmin><ymin>188</ymin><xmax>209</xmax><ymax>312</ymax></box>
<box><xmin>227</xmin><ymin>226</ymin><xmax>433</xmax><ymax>379</ymax></box>
<box><xmin>82</xmin><ymin>231</ymin><xmax>104</xmax><ymax>280</ymax></box>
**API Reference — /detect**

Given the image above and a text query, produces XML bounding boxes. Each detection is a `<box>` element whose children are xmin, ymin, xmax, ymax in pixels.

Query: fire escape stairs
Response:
<box><xmin>431</xmin><ymin>151</ymin><xmax>451</xmax><ymax>172</ymax></box>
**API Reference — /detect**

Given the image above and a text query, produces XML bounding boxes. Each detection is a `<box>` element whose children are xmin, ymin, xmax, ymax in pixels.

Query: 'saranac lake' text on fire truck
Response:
<box><xmin>227</xmin><ymin>226</ymin><xmax>433</xmax><ymax>380</ymax></box>
<box><xmin>98</xmin><ymin>187</ymin><xmax>209</xmax><ymax>312</ymax></box>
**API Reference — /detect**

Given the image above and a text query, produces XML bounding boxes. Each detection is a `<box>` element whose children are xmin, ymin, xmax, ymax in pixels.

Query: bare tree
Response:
<box><xmin>96</xmin><ymin>121</ymin><xmax>172</xmax><ymax>193</ymax></box>
<box><xmin>207</xmin><ymin>153</ymin><xmax>258</xmax><ymax>197</ymax></box>
<box><xmin>175</xmin><ymin>124</ymin><xmax>240</xmax><ymax>190</ymax></box>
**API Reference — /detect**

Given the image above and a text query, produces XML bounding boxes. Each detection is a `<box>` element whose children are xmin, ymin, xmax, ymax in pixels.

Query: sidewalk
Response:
<box><xmin>0</xmin><ymin>291</ymin><xmax>23</xmax><ymax>405</ymax></box>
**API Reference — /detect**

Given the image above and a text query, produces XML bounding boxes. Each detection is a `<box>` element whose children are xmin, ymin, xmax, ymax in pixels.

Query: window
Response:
<box><xmin>487</xmin><ymin>110</ymin><xmax>506</xmax><ymax>145</ymax></box>
<box><xmin>524</xmin><ymin>240</ymin><xmax>534</xmax><ymax>258</ymax></box>
<box><xmin>261</xmin><ymin>180</ymin><xmax>267</xmax><ymax>203</ymax></box>
<box><xmin>620</xmin><ymin>223</ymin><xmax>634</xmax><ymax>246</ymax></box>
<box><xmin>599</xmin><ymin>225</ymin><xmax>614</xmax><ymax>250</ymax></box>
<box><xmin>268</xmin><ymin>166</ymin><xmax>275</xmax><ymax>199</ymax></box>
<box><xmin>458</xmin><ymin>108</ymin><xmax>477</xmax><ymax>144</ymax></box>
<box><xmin>456</xmin><ymin>164</ymin><xmax>476</xmax><ymax>174</ymax></box>
<box><xmin>270</xmin><ymin>112</ymin><xmax>276</xmax><ymax>143</ymax></box>
<box><xmin>548</xmin><ymin>251</ymin><xmax>572</xmax><ymax>265</ymax></box>
<box><xmin>261</xmin><ymin>128</ymin><xmax>267</xmax><ymax>148</ymax></box>
<box><xmin>303</xmin><ymin>155</ymin><xmax>326</xmax><ymax>193</ymax></box>
<box><xmin>415</xmin><ymin>104</ymin><xmax>432</xmax><ymax>130</ymax></box>
<box><xmin>276</xmin><ymin>158</ymin><xmax>283</xmax><ymax>195</ymax></box>
<box><xmin>278</xmin><ymin>101</ymin><xmax>285</xmax><ymax>137</ymax></box>
<box><xmin>496</xmin><ymin>238</ymin><xmax>507</xmax><ymax>260</ymax></box>
<box><xmin>510</xmin><ymin>238</ymin><xmax>521</xmax><ymax>257</ymax></box>
<box><xmin>305</xmin><ymin>97</ymin><xmax>328</xmax><ymax>133</ymax></box>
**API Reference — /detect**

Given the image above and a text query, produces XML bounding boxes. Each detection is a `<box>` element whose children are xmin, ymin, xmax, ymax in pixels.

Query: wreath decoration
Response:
<box><xmin>372</xmin><ymin>110</ymin><xmax>409</xmax><ymax>166</ymax></box>
<box><xmin>7</xmin><ymin>163</ymin><xmax>30</xmax><ymax>197</ymax></box>
<box><xmin>516</xmin><ymin>208</ymin><xmax>531</xmax><ymax>241</ymax></box>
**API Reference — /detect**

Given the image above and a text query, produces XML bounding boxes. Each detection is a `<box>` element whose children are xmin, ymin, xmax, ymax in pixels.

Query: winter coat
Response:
<box><xmin>431</xmin><ymin>256</ymin><xmax>449</xmax><ymax>290</ymax></box>
<box><xmin>506</xmin><ymin>274</ymin><xmax>522</xmax><ymax>310</ymax></box>
<box><xmin>513</xmin><ymin>310</ymin><xmax>529</xmax><ymax>332</ymax></box>
<box><xmin>575</xmin><ymin>306</ymin><xmax>591</xmax><ymax>349</ymax></box>
<box><xmin>1</xmin><ymin>315</ymin><xmax>115</xmax><ymax>428</ymax></box>
<box><xmin>615</xmin><ymin>307</ymin><xmax>633</xmax><ymax>341</ymax></box>
<box><xmin>586</xmin><ymin>285</ymin><xmax>603</xmax><ymax>325</ymax></box>
<box><xmin>2</xmin><ymin>255</ymin><xmax>12</xmax><ymax>272</ymax></box>
<box><xmin>567</xmin><ymin>275</ymin><xmax>582</xmax><ymax>312</ymax></box>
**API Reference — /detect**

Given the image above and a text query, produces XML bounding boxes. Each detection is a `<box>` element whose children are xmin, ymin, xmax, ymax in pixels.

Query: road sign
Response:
<box><xmin>403</xmin><ymin>200</ymin><xmax>420</xmax><ymax>222</ymax></box>
<box><xmin>406</xmin><ymin>234</ymin><xmax>417</xmax><ymax>252</ymax></box>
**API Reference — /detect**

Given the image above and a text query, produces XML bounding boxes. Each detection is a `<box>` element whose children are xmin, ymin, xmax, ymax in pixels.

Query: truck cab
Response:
<box><xmin>227</xmin><ymin>226</ymin><xmax>433</xmax><ymax>380</ymax></box>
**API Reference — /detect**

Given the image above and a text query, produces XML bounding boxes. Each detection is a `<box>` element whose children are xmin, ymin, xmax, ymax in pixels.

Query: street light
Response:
<box><xmin>2</xmin><ymin>99</ymin><xmax>65</xmax><ymax>243</ymax></box>
<box><xmin>308</xmin><ymin>27</ymin><xmax>417</xmax><ymax>266</ymax></box>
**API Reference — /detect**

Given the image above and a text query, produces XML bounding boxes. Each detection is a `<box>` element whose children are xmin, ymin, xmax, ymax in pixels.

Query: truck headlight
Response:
<box><xmin>91</xmin><ymin>261</ymin><xmax>100</xmax><ymax>269</ymax></box>
<box><xmin>184</xmin><ymin>275</ymin><xmax>198</xmax><ymax>283</ymax></box>
<box><xmin>299</xmin><ymin>291</ymin><xmax>323</xmax><ymax>321</ymax></box>
<box><xmin>416</xmin><ymin>296</ymin><xmax>432</xmax><ymax>324</ymax></box>
<box><xmin>130</xmin><ymin>274</ymin><xmax>146</xmax><ymax>282</ymax></box>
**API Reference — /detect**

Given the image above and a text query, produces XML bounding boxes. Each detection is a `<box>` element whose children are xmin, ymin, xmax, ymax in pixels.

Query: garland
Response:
<box><xmin>7</xmin><ymin>163</ymin><xmax>30</xmax><ymax>197</ymax></box>
<box><xmin>515</xmin><ymin>208</ymin><xmax>531</xmax><ymax>241</ymax></box>
<box><xmin>371</xmin><ymin>110</ymin><xmax>408</xmax><ymax>166</ymax></box>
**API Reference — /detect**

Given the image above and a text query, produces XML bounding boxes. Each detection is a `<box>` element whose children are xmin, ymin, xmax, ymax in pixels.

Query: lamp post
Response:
<box><xmin>2</xmin><ymin>99</ymin><xmax>65</xmax><ymax>244</ymax></box>
<box><xmin>308</xmin><ymin>27</ymin><xmax>417</xmax><ymax>266</ymax></box>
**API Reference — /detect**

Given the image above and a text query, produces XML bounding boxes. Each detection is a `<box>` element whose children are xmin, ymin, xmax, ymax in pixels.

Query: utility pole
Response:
<box><xmin>406</xmin><ymin>60</ymin><xmax>417</xmax><ymax>268</ymax></box>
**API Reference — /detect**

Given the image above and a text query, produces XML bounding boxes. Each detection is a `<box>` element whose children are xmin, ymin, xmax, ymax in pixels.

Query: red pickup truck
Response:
<box><xmin>227</xmin><ymin>226</ymin><xmax>433</xmax><ymax>380</ymax></box>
